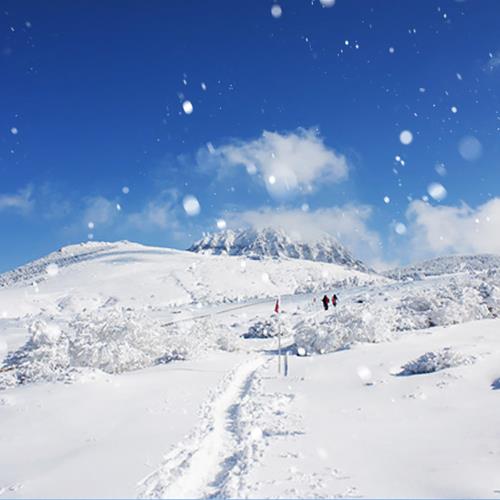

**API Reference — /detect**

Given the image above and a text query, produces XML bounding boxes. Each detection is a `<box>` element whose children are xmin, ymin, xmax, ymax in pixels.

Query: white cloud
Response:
<box><xmin>406</xmin><ymin>198</ymin><xmax>500</xmax><ymax>257</ymax></box>
<box><xmin>225</xmin><ymin>204</ymin><xmax>382</xmax><ymax>265</ymax></box>
<box><xmin>0</xmin><ymin>185</ymin><xmax>34</xmax><ymax>213</ymax></box>
<box><xmin>83</xmin><ymin>196</ymin><xmax>117</xmax><ymax>227</ymax></box>
<box><xmin>127</xmin><ymin>190</ymin><xmax>180</xmax><ymax>231</ymax></box>
<box><xmin>199</xmin><ymin>128</ymin><xmax>349</xmax><ymax>197</ymax></box>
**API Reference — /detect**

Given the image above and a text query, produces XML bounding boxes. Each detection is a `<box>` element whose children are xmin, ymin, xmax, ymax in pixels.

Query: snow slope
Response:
<box><xmin>0</xmin><ymin>240</ymin><xmax>382</xmax><ymax>321</ymax></box>
<box><xmin>384</xmin><ymin>253</ymin><xmax>500</xmax><ymax>280</ymax></box>
<box><xmin>1</xmin><ymin>240</ymin><xmax>500</xmax><ymax>498</ymax></box>
<box><xmin>188</xmin><ymin>227</ymin><xmax>370</xmax><ymax>272</ymax></box>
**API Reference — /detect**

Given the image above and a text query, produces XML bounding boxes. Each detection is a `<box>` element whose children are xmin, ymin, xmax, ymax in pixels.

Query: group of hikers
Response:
<box><xmin>321</xmin><ymin>293</ymin><xmax>338</xmax><ymax>311</ymax></box>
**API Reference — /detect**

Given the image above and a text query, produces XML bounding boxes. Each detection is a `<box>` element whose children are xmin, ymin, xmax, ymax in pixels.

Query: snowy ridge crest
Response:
<box><xmin>188</xmin><ymin>227</ymin><xmax>369</xmax><ymax>272</ymax></box>
<box><xmin>385</xmin><ymin>254</ymin><xmax>500</xmax><ymax>280</ymax></box>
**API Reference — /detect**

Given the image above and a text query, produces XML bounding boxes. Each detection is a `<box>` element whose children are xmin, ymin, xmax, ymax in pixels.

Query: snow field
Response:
<box><xmin>293</xmin><ymin>271</ymin><xmax>500</xmax><ymax>355</ymax></box>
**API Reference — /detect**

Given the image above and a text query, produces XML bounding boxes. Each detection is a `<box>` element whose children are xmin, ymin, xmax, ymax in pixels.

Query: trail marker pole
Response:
<box><xmin>276</xmin><ymin>296</ymin><xmax>281</xmax><ymax>375</ymax></box>
<box><xmin>284</xmin><ymin>350</ymin><xmax>289</xmax><ymax>377</ymax></box>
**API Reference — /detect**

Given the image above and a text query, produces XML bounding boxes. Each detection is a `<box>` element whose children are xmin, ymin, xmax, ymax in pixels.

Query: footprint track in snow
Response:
<box><xmin>137</xmin><ymin>356</ymin><xmax>268</xmax><ymax>499</ymax></box>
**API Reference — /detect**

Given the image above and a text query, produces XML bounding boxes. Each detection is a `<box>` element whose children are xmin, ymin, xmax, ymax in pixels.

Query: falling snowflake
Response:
<box><xmin>458</xmin><ymin>136</ymin><xmax>482</xmax><ymax>161</ymax></box>
<box><xmin>435</xmin><ymin>163</ymin><xmax>447</xmax><ymax>176</ymax></box>
<box><xmin>250</xmin><ymin>427</ymin><xmax>263</xmax><ymax>441</ymax></box>
<box><xmin>183</xmin><ymin>195</ymin><xmax>201</xmax><ymax>216</ymax></box>
<box><xmin>389</xmin><ymin>46</ymin><xmax>395</xmax><ymax>54</ymax></box>
<box><xmin>394</xmin><ymin>222</ymin><xmax>407</xmax><ymax>235</ymax></box>
<box><xmin>116</xmin><ymin>203</ymin><xmax>122</xmax><ymax>211</ymax></box>
<box><xmin>268</xmin><ymin>175</ymin><xmax>276</xmax><ymax>185</ymax></box>
<box><xmin>271</xmin><ymin>4</ymin><xmax>282</xmax><ymax>18</ymax></box>
<box><xmin>320</xmin><ymin>0</ymin><xmax>336</xmax><ymax>6</ymax></box>
<box><xmin>383</xmin><ymin>196</ymin><xmax>390</xmax><ymax>204</ymax></box>
<box><xmin>201</xmin><ymin>82</ymin><xmax>207</xmax><ymax>91</ymax></box>
<box><xmin>46</xmin><ymin>263</ymin><xmax>59</xmax><ymax>277</ymax></box>
<box><xmin>182</xmin><ymin>100</ymin><xmax>193</xmax><ymax>114</ymax></box>
<box><xmin>357</xmin><ymin>366</ymin><xmax>372</xmax><ymax>383</ymax></box>
<box><xmin>301</xmin><ymin>203</ymin><xmax>310</xmax><ymax>212</ymax></box>
<box><xmin>122</xmin><ymin>186</ymin><xmax>130</xmax><ymax>194</ymax></box>
<box><xmin>216</xmin><ymin>219</ymin><xmax>226</xmax><ymax>229</ymax></box>
<box><xmin>451</xmin><ymin>106</ymin><xmax>458</xmax><ymax>114</ymax></box>
<box><xmin>427</xmin><ymin>182</ymin><xmax>447</xmax><ymax>201</ymax></box>
<box><xmin>10</xmin><ymin>127</ymin><xmax>18</xmax><ymax>135</ymax></box>
<box><xmin>399</xmin><ymin>130</ymin><xmax>413</xmax><ymax>145</ymax></box>
<box><xmin>246</xmin><ymin>163</ymin><xmax>257</xmax><ymax>175</ymax></box>
<box><xmin>87</xmin><ymin>221</ymin><xmax>95</xmax><ymax>229</ymax></box>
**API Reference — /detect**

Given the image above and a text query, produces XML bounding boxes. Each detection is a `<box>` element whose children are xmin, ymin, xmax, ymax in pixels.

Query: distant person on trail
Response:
<box><xmin>332</xmin><ymin>294</ymin><xmax>338</xmax><ymax>307</ymax></box>
<box><xmin>322</xmin><ymin>294</ymin><xmax>330</xmax><ymax>311</ymax></box>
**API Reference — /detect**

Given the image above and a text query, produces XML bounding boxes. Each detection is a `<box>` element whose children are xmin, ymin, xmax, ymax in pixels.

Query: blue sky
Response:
<box><xmin>2</xmin><ymin>0</ymin><xmax>500</xmax><ymax>272</ymax></box>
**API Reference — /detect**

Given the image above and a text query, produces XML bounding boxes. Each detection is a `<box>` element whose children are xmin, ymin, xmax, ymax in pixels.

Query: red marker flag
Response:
<box><xmin>274</xmin><ymin>298</ymin><xmax>280</xmax><ymax>314</ymax></box>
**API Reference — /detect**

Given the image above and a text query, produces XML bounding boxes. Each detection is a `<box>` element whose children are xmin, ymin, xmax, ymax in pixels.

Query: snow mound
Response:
<box><xmin>0</xmin><ymin>309</ymin><xmax>238</xmax><ymax>390</ymax></box>
<box><xmin>397</xmin><ymin>348</ymin><xmax>475</xmax><ymax>376</ymax></box>
<box><xmin>188</xmin><ymin>227</ymin><xmax>370</xmax><ymax>272</ymax></box>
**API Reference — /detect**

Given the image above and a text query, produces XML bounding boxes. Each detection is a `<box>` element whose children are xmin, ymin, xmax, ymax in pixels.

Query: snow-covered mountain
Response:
<box><xmin>188</xmin><ymin>227</ymin><xmax>369</xmax><ymax>272</ymax></box>
<box><xmin>385</xmin><ymin>254</ymin><xmax>500</xmax><ymax>280</ymax></box>
<box><xmin>0</xmin><ymin>239</ymin><xmax>382</xmax><ymax>319</ymax></box>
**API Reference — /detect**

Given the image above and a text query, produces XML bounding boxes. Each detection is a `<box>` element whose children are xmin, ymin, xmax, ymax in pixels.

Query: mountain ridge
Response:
<box><xmin>188</xmin><ymin>227</ymin><xmax>370</xmax><ymax>272</ymax></box>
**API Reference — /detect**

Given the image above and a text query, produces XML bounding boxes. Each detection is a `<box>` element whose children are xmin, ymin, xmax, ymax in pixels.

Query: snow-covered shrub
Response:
<box><xmin>293</xmin><ymin>307</ymin><xmax>393</xmax><ymax>355</ymax></box>
<box><xmin>244</xmin><ymin>316</ymin><xmax>281</xmax><ymax>338</ymax></box>
<box><xmin>397</xmin><ymin>348</ymin><xmax>475</xmax><ymax>376</ymax></box>
<box><xmin>0</xmin><ymin>320</ymin><xmax>72</xmax><ymax>388</ymax></box>
<box><xmin>396</xmin><ymin>295</ymin><xmax>435</xmax><ymax>331</ymax></box>
<box><xmin>0</xmin><ymin>309</ymin><xmax>234</xmax><ymax>390</ymax></box>
<box><xmin>69</xmin><ymin>309</ymin><xmax>168</xmax><ymax>373</ymax></box>
<box><xmin>243</xmin><ymin>314</ymin><xmax>293</xmax><ymax>339</ymax></box>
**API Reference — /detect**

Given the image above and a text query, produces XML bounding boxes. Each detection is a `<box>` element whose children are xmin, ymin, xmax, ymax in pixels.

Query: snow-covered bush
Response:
<box><xmin>243</xmin><ymin>314</ymin><xmax>293</xmax><ymax>339</ymax></box>
<box><xmin>397</xmin><ymin>348</ymin><xmax>475</xmax><ymax>376</ymax></box>
<box><xmin>69</xmin><ymin>309</ymin><xmax>170</xmax><ymax>373</ymax></box>
<box><xmin>0</xmin><ymin>309</ymin><xmax>236</xmax><ymax>390</ymax></box>
<box><xmin>0</xmin><ymin>320</ymin><xmax>72</xmax><ymax>389</ymax></box>
<box><xmin>293</xmin><ymin>307</ymin><xmax>393</xmax><ymax>355</ymax></box>
<box><xmin>244</xmin><ymin>316</ymin><xmax>280</xmax><ymax>338</ymax></box>
<box><xmin>293</xmin><ymin>272</ymin><xmax>500</xmax><ymax>357</ymax></box>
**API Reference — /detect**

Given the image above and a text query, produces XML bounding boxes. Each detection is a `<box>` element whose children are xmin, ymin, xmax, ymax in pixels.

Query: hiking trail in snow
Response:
<box><xmin>138</xmin><ymin>356</ymin><xmax>269</xmax><ymax>498</ymax></box>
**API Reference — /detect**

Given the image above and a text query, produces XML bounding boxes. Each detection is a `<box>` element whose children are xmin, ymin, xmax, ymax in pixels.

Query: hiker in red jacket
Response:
<box><xmin>322</xmin><ymin>294</ymin><xmax>330</xmax><ymax>311</ymax></box>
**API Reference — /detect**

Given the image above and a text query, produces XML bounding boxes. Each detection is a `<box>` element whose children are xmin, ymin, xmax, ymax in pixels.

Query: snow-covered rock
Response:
<box><xmin>188</xmin><ymin>227</ymin><xmax>370</xmax><ymax>271</ymax></box>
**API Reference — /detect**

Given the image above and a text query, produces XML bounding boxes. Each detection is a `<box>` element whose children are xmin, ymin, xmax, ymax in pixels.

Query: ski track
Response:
<box><xmin>137</xmin><ymin>355</ymin><xmax>269</xmax><ymax>499</ymax></box>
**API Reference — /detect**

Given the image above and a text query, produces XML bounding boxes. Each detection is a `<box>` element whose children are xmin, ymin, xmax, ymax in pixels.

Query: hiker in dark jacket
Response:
<box><xmin>332</xmin><ymin>294</ymin><xmax>338</xmax><ymax>307</ymax></box>
<box><xmin>322</xmin><ymin>294</ymin><xmax>330</xmax><ymax>311</ymax></box>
